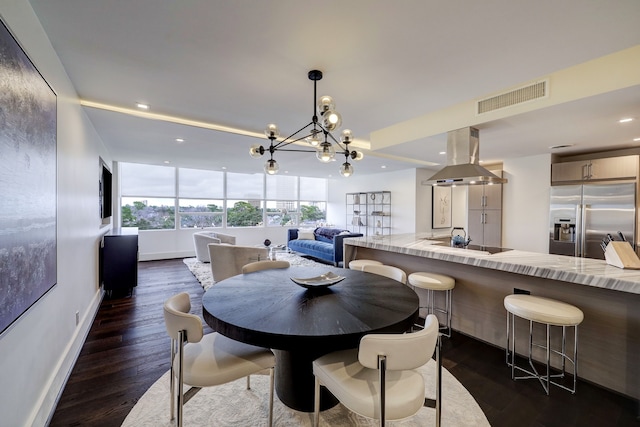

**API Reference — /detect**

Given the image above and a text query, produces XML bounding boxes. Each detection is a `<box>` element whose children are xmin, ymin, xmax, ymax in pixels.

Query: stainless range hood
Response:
<box><xmin>422</xmin><ymin>127</ymin><xmax>507</xmax><ymax>186</ymax></box>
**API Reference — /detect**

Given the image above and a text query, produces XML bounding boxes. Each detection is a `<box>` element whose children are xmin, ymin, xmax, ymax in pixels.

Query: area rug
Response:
<box><xmin>183</xmin><ymin>252</ymin><xmax>326</xmax><ymax>290</ymax></box>
<box><xmin>122</xmin><ymin>359</ymin><xmax>490</xmax><ymax>426</ymax></box>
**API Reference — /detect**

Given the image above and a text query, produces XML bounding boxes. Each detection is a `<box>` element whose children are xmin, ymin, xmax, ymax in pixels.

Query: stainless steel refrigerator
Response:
<box><xmin>549</xmin><ymin>182</ymin><xmax>636</xmax><ymax>259</ymax></box>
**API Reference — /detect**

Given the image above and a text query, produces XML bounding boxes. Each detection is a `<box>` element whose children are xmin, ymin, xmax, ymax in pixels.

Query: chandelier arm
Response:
<box><xmin>274</xmin><ymin>148</ymin><xmax>318</xmax><ymax>153</ymax></box>
<box><xmin>325</xmin><ymin>131</ymin><xmax>349</xmax><ymax>152</ymax></box>
<box><xmin>272</xmin><ymin>121</ymin><xmax>315</xmax><ymax>149</ymax></box>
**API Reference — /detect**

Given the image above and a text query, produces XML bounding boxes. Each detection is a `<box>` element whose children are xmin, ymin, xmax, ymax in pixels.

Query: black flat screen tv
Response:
<box><xmin>101</xmin><ymin>163</ymin><xmax>112</xmax><ymax>219</ymax></box>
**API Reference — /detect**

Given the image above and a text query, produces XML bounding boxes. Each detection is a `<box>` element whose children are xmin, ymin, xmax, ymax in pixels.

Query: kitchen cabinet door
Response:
<box><xmin>589</xmin><ymin>156</ymin><xmax>638</xmax><ymax>181</ymax></box>
<box><xmin>468</xmin><ymin>183</ymin><xmax>502</xmax><ymax>209</ymax></box>
<box><xmin>552</xmin><ymin>155</ymin><xmax>638</xmax><ymax>183</ymax></box>
<box><xmin>551</xmin><ymin>160</ymin><xmax>588</xmax><ymax>182</ymax></box>
<box><xmin>468</xmin><ymin>209</ymin><xmax>502</xmax><ymax>248</ymax></box>
<box><xmin>467</xmin><ymin>209</ymin><xmax>484</xmax><ymax>245</ymax></box>
<box><xmin>482</xmin><ymin>210</ymin><xmax>502</xmax><ymax>247</ymax></box>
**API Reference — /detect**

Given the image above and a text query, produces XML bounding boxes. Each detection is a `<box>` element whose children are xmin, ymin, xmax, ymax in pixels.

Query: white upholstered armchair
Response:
<box><xmin>193</xmin><ymin>231</ymin><xmax>236</xmax><ymax>262</ymax></box>
<box><xmin>208</xmin><ymin>244</ymin><xmax>269</xmax><ymax>283</ymax></box>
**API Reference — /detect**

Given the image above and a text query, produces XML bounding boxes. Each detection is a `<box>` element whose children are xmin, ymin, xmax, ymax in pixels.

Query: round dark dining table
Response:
<box><xmin>202</xmin><ymin>265</ymin><xmax>419</xmax><ymax>412</ymax></box>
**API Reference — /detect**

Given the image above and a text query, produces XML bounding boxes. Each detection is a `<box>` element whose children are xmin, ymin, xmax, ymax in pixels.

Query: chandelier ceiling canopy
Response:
<box><xmin>249</xmin><ymin>70</ymin><xmax>363</xmax><ymax>177</ymax></box>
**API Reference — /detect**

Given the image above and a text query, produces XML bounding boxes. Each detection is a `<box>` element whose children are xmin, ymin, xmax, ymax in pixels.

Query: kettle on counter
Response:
<box><xmin>451</xmin><ymin>227</ymin><xmax>472</xmax><ymax>248</ymax></box>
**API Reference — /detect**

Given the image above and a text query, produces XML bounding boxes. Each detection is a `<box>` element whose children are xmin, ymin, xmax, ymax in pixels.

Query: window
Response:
<box><xmin>226</xmin><ymin>172</ymin><xmax>263</xmax><ymax>200</ymax></box>
<box><xmin>120</xmin><ymin>163</ymin><xmax>176</xmax><ymax>229</ymax></box>
<box><xmin>179</xmin><ymin>199</ymin><xmax>224</xmax><ymax>228</ymax></box>
<box><xmin>299</xmin><ymin>177</ymin><xmax>327</xmax><ymax>226</ymax></box>
<box><xmin>118</xmin><ymin>163</ymin><xmax>328</xmax><ymax>230</ymax></box>
<box><xmin>178</xmin><ymin>169</ymin><xmax>224</xmax><ymax>228</ymax></box>
<box><xmin>266</xmin><ymin>175</ymin><xmax>298</xmax><ymax>226</ymax></box>
<box><xmin>121</xmin><ymin>197</ymin><xmax>176</xmax><ymax>230</ymax></box>
<box><xmin>299</xmin><ymin>201</ymin><xmax>326</xmax><ymax>226</ymax></box>
<box><xmin>226</xmin><ymin>200</ymin><xmax>263</xmax><ymax>227</ymax></box>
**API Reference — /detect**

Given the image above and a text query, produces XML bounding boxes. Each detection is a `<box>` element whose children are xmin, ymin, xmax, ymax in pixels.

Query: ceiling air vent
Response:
<box><xmin>477</xmin><ymin>80</ymin><xmax>548</xmax><ymax>114</ymax></box>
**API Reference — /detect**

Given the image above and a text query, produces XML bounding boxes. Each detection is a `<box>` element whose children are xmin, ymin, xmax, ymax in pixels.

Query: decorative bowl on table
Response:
<box><xmin>291</xmin><ymin>272</ymin><xmax>346</xmax><ymax>289</ymax></box>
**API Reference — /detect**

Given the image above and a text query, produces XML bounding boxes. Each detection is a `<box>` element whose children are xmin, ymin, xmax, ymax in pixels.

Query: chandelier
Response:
<box><xmin>249</xmin><ymin>70</ymin><xmax>363</xmax><ymax>177</ymax></box>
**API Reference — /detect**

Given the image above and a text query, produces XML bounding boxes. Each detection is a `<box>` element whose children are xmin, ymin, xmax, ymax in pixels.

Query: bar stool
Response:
<box><xmin>407</xmin><ymin>272</ymin><xmax>455</xmax><ymax>337</ymax></box>
<box><xmin>504</xmin><ymin>294</ymin><xmax>583</xmax><ymax>395</ymax></box>
<box><xmin>348</xmin><ymin>259</ymin><xmax>383</xmax><ymax>270</ymax></box>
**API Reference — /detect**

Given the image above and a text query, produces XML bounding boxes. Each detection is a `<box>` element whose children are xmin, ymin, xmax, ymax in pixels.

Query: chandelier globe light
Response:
<box><xmin>249</xmin><ymin>70</ymin><xmax>363</xmax><ymax>176</ymax></box>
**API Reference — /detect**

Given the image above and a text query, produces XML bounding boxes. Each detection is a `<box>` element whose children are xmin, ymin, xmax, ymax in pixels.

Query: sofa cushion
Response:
<box><xmin>298</xmin><ymin>229</ymin><xmax>315</xmax><ymax>240</ymax></box>
<box><xmin>314</xmin><ymin>227</ymin><xmax>348</xmax><ymax>243</ymax></box>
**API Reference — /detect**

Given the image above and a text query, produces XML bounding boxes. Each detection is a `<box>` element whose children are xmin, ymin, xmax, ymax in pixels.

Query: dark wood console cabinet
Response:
<box><xmin>101</xmin><ymin>227</ymin><xmax>138</xmax><ymax>297</ymax></box>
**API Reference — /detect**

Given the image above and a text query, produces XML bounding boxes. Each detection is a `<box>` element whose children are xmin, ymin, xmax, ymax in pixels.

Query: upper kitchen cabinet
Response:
<box><xmin>468</xmin><ymin>181</ymin><xmax>503</xmax><ymax>210</ymax></box>
<box><xmin>551</xmin><ymin>155</ymin><xmax>638</xmax><ymax>183</ymax></box>
<box><xmin>468</xmin><ymin>168</ymin><xmax>503</xmax><ymax>247</ymax></box>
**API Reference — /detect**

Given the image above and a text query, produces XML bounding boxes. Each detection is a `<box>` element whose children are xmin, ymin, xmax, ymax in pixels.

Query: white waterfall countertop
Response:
<box><xmin>344</xmin><ymin>233</ymin><xmax>640</xmax><ymax>295</ymax></box>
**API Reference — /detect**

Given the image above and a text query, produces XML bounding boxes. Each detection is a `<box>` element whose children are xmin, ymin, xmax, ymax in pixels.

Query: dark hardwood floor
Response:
<box><xmin>50</xmin><ymin>259</ymin><xmax>639</xmax><ymax>426</ymax></box>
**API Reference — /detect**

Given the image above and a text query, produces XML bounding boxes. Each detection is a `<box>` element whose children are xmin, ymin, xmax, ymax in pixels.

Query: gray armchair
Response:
<box><xmin>208</xmin><ymin>244</ymin><xmax>268</xmax><ymax>283</ymax></box>
<box><xmin>193</xmin><ymin>231</ymin><xmax>236</xmax><ymax>262</ymax></box>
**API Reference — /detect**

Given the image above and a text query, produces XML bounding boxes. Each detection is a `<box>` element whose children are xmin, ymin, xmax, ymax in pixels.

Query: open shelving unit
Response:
<box><xmin>346</xmin><ymin>191</ymin><xmax>391</xmax><ymax>236</ymax></box>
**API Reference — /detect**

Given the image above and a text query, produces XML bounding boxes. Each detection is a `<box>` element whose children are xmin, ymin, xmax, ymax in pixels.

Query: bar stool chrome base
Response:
<box><xmin>408</xmin><ymin>272</ymin><xmax>454</xmax><ymax>337</ymax></box>
<box><xmin>504</xmin><ymin>294</ymin><xmax>584</xmax><ymax>395</ymax></box>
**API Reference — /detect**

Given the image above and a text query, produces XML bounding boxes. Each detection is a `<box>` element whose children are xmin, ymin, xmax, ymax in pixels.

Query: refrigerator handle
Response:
<box><xmin>575</xmin><ymin>204</ymin><xmax>582</xmax><ymax>257</ymax></box>
<box><xmin>580</xmin><ymin>204</ymin><xmax>589</xmax><ymax>257</ymax></box>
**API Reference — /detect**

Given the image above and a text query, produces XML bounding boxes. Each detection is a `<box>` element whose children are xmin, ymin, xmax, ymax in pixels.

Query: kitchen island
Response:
<box><xmin>344</xmin><ymin>233</ymin><xmax>640</xmax><ymax>400</ymax></box>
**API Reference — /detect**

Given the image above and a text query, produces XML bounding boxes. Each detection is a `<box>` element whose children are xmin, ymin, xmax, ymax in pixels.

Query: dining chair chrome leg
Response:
<box><xmin>313</xmin><ymin>376</ymin><xmax>321</xmax><ymax>427</ymax></box>
<box><xmin>436</xmin><ymin>333</ymin><xmax>442</xmax><ymax>427</ymax></box>
<box><xmin>177</xmin><ymin>330</ymin><xmax>186</xmax><ymax>427</ymax></box>
<box><xmin>268</xmin><ymin>367</ymin><xmax>274</xmax><ymax>427</ymax></box>
<box><xmin>169</xmin><ymin>338</ymin><xmax>176</xmax><ymax>421</ymax></box>
<box><xmin>378</xmin><ymin>355</ymin><xmax>387</xmax><ymax>427</ymax></box>
<box><xmin>246</xmin><ymin>375</ymin><xmax>250</xmax><ymax>390</ymax></box>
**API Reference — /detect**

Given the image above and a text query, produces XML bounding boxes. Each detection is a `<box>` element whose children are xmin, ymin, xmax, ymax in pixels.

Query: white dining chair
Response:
<box><xmin>362</xmin><ymin>264</ymin><xmax>407</xmax><ymax>284</ymax></box>
<box><xmin>163</xmin><ymin>293</ymin><xmax>275</xmax><ymax>427</ymax></box>
<box><xmin>312</xmin><ymin>314</ymin><xmax>441</xmax><ymax>427</ymax></box>
<box><xmin>242</xmin><ymin>260</ymin><xmax>290</xmax><ymax>273</ymax></box>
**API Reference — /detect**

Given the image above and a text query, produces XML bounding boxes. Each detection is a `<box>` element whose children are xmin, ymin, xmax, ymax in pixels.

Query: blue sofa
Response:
<box><xmin>287</xmin><ymin>227</ymin><xmax>363</xmax><ymax>266</ymax></box>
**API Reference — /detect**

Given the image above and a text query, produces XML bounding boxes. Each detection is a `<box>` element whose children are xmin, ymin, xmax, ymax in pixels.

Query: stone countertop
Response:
<box><xmin>344</xmin><ymin>233</ymin><xmax>640</xmax><ymax>295</ymax></box>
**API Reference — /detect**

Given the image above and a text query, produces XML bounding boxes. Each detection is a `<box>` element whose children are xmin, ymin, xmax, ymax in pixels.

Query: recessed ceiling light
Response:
<box><xmin>136</xmin><ymin>103</ymin><xmax>149</xmax><ymax>110</ymax></box>
<box><xmin>634</xmin><ymin>137</ymin><xmax>640</xmax><ymax>142</ymax></box>
<box><xmin>163</xmin><ymin>160</ymin><xmax>170</xmax><ymax>164</ymax></box>
<box><xmin>619</xmin><ymin>117</ymin><xmax>634</xmax><ymax>123</ymax></box>
<box><xmin>221</xmin><ymin>166</ymin><xmax>227</xmax><ymax>170</ymax></box>
<box><xmin>175</xmin><ymin>138</ymin><xmax>185</xmax><ymax>143</ymax></box>
<box><xmin>284</xmin><ymin>171</ymin><xmax>289</xmax><ymax>174</ymax></box>
<box><xmin>439</xmin><ymin>151</ymin><xmax>446</xmax><ymax>155</ymax></box>
<box><xmin>381</xmin><ymin>165</ymin><xmax>387</xmax><ymax>169</ymax></box>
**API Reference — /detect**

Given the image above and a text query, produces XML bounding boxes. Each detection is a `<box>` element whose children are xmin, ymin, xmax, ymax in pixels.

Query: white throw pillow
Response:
<box><xmin>298</xmin><ymin>230</ymin><xmax>315</xmax><ymax>240</ymax></box>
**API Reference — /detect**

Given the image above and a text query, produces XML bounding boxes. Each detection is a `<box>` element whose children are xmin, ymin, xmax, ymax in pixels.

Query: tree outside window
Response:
<box><xmin>179</xmin><ymin>199</ymin><xmax>223</xmax><ymax>228</ymax></box>
<box><xmin>226</xmin><ymin>201</ymin><xmax>263</xmax><ymax>227</ymax></box>
<box><xmin>121</xmin><ymin>197</ymin><xmax>175</xmax><ymax>230</ymax></box>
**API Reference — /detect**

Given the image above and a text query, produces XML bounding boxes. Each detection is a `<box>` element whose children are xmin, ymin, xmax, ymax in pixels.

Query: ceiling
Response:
<box><xmin>26</xmin><ymin>0</ymin><xmax>640</xmax><ymax>178</ymax></box>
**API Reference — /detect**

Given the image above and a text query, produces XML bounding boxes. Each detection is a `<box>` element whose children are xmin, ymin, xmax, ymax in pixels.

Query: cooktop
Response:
<box><xmin>464</xmin><ymin>245</ymin><xmax>512</xmax><ymax>254</ymax></box>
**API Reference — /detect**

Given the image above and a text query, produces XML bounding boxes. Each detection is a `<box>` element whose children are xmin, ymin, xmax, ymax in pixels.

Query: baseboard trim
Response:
<box><xmin>138</xmin><ymin>250</ymin><xmax>195</xmax><ymax>261</ymax></box>
<box><xmin>31</xmin><ymin>289</ymin><xmax>104</xmax><ymax>427</ymax></box>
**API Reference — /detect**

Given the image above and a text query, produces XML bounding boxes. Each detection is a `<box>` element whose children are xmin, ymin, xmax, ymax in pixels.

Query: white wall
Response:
<box><xmin>138</xmin><ymin>226</ymin><xmax>293</xmax><ymax>261</ymax></box>
<box><xmin>0</xmin><ymin>3</ymin><xmax>110</xmax><ymax>426</ymax></box>
<box><xmin>327</xmin><ymin>168</ymin><xmax>418</xmax><ymax>234</ymax></box>
<box><xmin>502</xmin><ymin>154</ymin><xmax>552</xmax><ymax>252</ymax></box>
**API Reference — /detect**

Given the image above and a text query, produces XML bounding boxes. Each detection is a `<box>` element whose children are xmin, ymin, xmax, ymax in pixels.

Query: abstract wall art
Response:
<box><xmin>432</xmin><ymin>185</ymin><xmax>452</xmax><ymax>229</ymax></box>
<box><xmin>0</xmin><ymin>19</ymin><xmax>57</xmax><ymax>334</ymax></box>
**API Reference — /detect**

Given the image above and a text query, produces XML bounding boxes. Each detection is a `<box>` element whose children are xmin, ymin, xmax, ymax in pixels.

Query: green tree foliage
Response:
<box><xmin>121</xmin><ymin>202</ymin><xmax>175</xmax><ymax>230</ymax></box>
<box><xmin>301</xmin><ymin>205</ymin><xmax>325</xmax><ymax>222</ymax></box>
<box><xmin>227</xmin><ymin>201</ymin><xmax>263</xmax><ymax>227</ymax></box>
